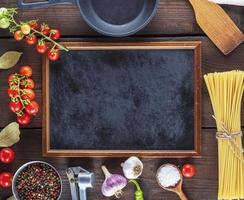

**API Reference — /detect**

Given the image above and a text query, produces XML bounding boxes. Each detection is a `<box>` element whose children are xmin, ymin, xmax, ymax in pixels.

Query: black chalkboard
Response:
<box><xmin>43</xmin><ymin>42</ymin><xmax>201</xmax><ymax>157</ymax></box>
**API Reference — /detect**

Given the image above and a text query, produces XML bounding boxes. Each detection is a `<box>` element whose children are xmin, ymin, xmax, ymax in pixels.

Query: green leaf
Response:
<box><xmin>0</xmin><ymin>51</ymin><xmax>22</xmax><ymax>69</ymax></box>
<box><xmin>6</xmin><ymin>196</ymin><xmax>16</xmax><ymax>200</ymax></box>
<box><xmin>0</xmin><ymin>122</ymin><xmax>20</xmax><ymax>147</ymax></box>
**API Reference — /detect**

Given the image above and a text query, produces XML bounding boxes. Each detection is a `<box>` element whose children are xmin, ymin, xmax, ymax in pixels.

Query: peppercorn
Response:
<box><xmin>15</xmin><ymin>163</ymin><xmax>61</xmax><ymax>200</ymax></box>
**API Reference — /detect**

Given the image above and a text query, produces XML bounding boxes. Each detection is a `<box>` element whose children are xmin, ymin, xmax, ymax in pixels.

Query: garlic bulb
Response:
<box><xmin>101</xmin><ymin>165</ymin><xmax>127</xmax><ymax>198</ymax></box>
<box><xmin>121</xmin><ymin>156</ymin><xmax>143</xmax><ymax>179</ymax></box>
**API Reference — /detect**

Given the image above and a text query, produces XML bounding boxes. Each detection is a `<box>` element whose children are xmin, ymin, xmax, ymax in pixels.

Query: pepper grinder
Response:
<box><xmin>66</xmin><ymin>167</ymin><xmax>95</xmax><ymax>200</ymax></box>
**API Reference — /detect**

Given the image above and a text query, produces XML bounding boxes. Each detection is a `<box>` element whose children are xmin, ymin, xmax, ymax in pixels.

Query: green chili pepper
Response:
<box><xmin>129</xmin><ymin>180</ymin><xmax>144</xmax><ymax>200</ymax></box>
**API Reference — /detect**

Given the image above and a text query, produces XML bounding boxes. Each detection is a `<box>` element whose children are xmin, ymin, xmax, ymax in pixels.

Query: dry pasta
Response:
<box><xmin>204</xmin><ymin>70</ymin><xmax>244</xmax><ymax>200</ymax></box>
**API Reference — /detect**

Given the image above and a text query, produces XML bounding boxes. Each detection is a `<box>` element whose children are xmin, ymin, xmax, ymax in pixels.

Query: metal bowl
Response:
<box><xmin>12</xmin><ymin>161</ymin><xmax>62</xmax><ymax>200</ymax></box>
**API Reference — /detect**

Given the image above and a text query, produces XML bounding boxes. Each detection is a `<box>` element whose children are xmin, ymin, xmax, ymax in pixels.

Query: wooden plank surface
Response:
<box><xmin>0</xmin><ymin>38</ymin><xmax>243</xmax><ymax>128</ymax></box>
<box><xmin>0</xmin><ymin>1</ymin><xmax>243</xmax><ymax>199</ymax></box>
<box><xmin>0</xmin><ymin>129</ymin><xmax>218</xmax><ymax>200</ymax></box>
<box><xmin>0</xmin><ymin>0</ymin><xmax>243</xmax><ymax>37</ymax></box>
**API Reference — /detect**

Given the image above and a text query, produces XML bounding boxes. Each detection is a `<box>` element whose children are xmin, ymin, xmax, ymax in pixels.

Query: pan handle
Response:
<box><xmin>17</xmin><ymin>0</ymin><xmax>75</xmax><ymax>9</ymax></box>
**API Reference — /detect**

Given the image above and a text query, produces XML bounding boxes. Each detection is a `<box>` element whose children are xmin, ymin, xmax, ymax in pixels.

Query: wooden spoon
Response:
<box><xmin>189</xmin><ymin>0</ymin><xmax>244</xmax><ymax>55</ymax></box>
<box><xmin>156</xmin><ymin>164</ymin><xmax>188</xmax><ymax>200</ymax></box>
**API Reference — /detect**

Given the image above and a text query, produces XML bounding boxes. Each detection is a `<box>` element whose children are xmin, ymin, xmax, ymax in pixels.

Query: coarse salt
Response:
<box><xmin>157</xmin><ymin>165</ymin><xmax>181</xmax><ymax>188</ymax></box>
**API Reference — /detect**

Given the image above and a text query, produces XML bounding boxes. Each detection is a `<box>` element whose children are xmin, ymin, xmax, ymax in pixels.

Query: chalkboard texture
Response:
<box><xmin>43</xmin><ymin>42</ymin><xmax>201</xmax><ymax>157</ymax></box>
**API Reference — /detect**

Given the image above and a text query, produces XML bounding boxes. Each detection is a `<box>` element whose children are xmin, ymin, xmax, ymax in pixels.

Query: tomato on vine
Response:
<box><xmin>8</xmin><ymin>74</ymin><xmax>17</xmax><ymax>85</ymax></box>
<box><xmin>1</xmin><ymin>8</ymin><xmax>68</xmax><ymax>62</ymax></box>
<box><xmin>40</xmin><ymin>23</ymin><xmax>50</xmax><ymax>35</ymax></box>
<box><xmin>26</xmin><ymin>35</ymin><xmax>37</xmax><ymax>45</ymax></box>
<box><xmin>9</xmin><ymin>101</ymin><xmax>22</xmax><ymax>113</ymax></box>
<box><xmin>19</xmin><ymin>65</ymin><xmax>32</xmax><ymax>77</ymax></box>
<box><xmin>7</xmin><ymin>89</ymin><xmax>18</xmax><ymax>98</ymax></box>
<box><xmin>20</xmin><ymin>24</ymin><xmax>31</xmax><ymax>35</ymax></box>
<box><xmin>50</xmin><ymin>29</ymin><xmax>60</xmax><ymax>40</ymax></box>
<box><xmin>36</xmin><ymin>40</ymin><xmax>48</xmax><ymax>53</ymax></box>
<box><xmin>14</xmin><ymin>30</ymin><xmax>24</xmax><ymax>41</ymax></box>
<box><xmin>17</xmin><ymin>112</ymin><xmax>31</xmax><ymax>125</ymax></box>
<box><xmin>28</xmin><ymin>20</ymin><xmax>38</xmax><ymax>29</ymax></box>
<box><xmin>21</xmin><ymin>78</ymin><xmax>35</xmax><ymax>89</ymax></box>
<box><xmin>25</xmin><ymin>101</ymin><xmax>39</xmax><ymax>116</ymax></box>
<box><xmin>48</xmin><ymin>49</ymin><xmax>60</xmax><ymax>61</ymax></box>
<box><xmin>22</xmin><ymin>89</ymin><xmax>35</xmax><ymax>100</ymax></box>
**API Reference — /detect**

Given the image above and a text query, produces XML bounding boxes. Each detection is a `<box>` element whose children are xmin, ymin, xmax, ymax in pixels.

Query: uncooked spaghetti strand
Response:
<box><xmin>204</xmin><ymin>71</ymin><xmax>244</xmax><ymax>200</ymax></box>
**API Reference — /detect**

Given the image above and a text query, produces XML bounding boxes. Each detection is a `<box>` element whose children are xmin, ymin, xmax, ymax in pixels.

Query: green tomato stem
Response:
<box><xmin>31</xmin><ymin>28</ymin><xmax>68</xmax><ymax>51</ymax></box>
<box><xmin>15</xmin><ymin>75</ymin><xmax>28</xmax><ymax>113</ymax></box>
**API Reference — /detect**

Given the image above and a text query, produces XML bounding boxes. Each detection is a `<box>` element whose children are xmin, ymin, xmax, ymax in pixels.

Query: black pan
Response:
<box><xmin>17</xmin><ymin>0</ymin><xmax>159</xmax><ymax>37</ymax></box>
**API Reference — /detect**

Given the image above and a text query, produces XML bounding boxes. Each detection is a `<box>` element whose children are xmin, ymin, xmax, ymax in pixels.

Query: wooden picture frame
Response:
<box><xmin>43</xmin><ymin>41</ymin><xmax>201</xmax><ymax>157</ymax></box>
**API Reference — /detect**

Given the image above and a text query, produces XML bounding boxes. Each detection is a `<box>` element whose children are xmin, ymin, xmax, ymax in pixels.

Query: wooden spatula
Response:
<box><xmin>189</xmin><ymin>0</ymin><xmax>244</xmax><ymax>55</ymax></box>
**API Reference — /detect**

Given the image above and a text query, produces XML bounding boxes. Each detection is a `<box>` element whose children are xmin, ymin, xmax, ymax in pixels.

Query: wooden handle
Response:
<box><xmin>176</xmin><ymin>190</ymin><xmax>188</xmax><ymax>200</ymax></box>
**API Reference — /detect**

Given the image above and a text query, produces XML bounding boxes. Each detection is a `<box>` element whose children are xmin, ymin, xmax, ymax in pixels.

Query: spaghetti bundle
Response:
<box><xmin>204</xmin><ymin>71</ymin><xmax>244</xmax><ymax>200</ymax></box>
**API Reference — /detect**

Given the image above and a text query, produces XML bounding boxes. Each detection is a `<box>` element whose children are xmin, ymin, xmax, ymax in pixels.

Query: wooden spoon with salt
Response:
<box><xmin>156</xmin><ymin>164</ymin><xmax>188</xmax><ymax>200</ymax></box>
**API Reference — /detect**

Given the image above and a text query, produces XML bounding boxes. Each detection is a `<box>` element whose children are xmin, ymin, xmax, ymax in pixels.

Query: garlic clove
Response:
<box><xmin>121</xmin><ymin>156</ymin><xmax>143</xmax><ymax>179</ymax></box>
<box><xmin>101</xmin><ymin>165</ymin><xmax>127</xmax><ymax>198</ymax></box>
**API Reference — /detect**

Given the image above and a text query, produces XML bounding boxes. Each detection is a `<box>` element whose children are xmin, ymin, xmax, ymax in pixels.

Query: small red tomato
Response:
<box><xmin>48</xmin><ymin>49</ymin><xmax>60</xmax><ymax>61</ymax></box>
<box><xmin>9</xmin><ymin>101</ymin><xmax>22</xmax><ymax>113</ymax></box>
<box><xmin>21</xmin><ymin>78</ymin><xmax>35</xmax><ymax>89</ymax></box>
<box><xmin>40</xmin><ymin>23</ymin><xmax>50</xmax><ymax>35</ymax></box>
<box><xmin>28</xmin><ymin>20</ymin><xmax>38</xmax><ymax>29</ymax></box>
<box><xmin>36</xmin><ymin>40</ymin><xmax>48</xmax><ymax>54</ymax></box>
<box><xmin>7</xmin><ymin>89</ymin><xmax>18</xmax><ymax>98</ymax></box>
<box><xmin>0</xmin><ymin>148</ymin><xmax>15</xmax><ymax>164</ymax></box>
<box><xmin>19</xmin><ymin>65</ymin><xmax>32</xmax><ymax>77</ymax></box>
<box><xmin>22</xmin><ymin>89</ymin><xmax>35</xmax><ymax>100</ymax></box>
<box><xmin>25</xmin><ymin>101</ymin><xmax>39</xmax><ymax>116</ymax></box>
<box><xmin>14</xmin><ymin>30</ymin><xmax>24</xmax><ymax>41</ymax></box>
<box><xmin>182</xmin><ymin>164</ymin><xmax>195</xmax><ymax>178</ymax></box>
<box><xmin>17</xmin><ymin>112</ymin><xmax>31</xmax><ymax>125</ymax></box>
<box><xmin>50</xmin><ymin>29</ymin><xmax>60</xmax><ymax>40</ymax></box>
<box><xmin>0</xmin><ymin>172</ymin><xmax>12</xmax><ymax>188</ymax></box>
<box><xmin>8</xmin><ymin>74</ymin><xmax>17</xmax><ymax>85</ymax></box>
<box><xmin>26</xmin><ymin>35</ymin><xmax>37</xmax><ymax>45</ymax></box>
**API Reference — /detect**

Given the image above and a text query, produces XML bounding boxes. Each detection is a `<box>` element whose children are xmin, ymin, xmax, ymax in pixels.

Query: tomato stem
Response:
<box><xmin>15</xmin><ymin>75</ymin><xmax>27</xmax><ymax>114</ymax></box>
<box><xmin>6</xmin><ymin>8</ymin><xmax>68</xmax><ymax>52</ymax></box>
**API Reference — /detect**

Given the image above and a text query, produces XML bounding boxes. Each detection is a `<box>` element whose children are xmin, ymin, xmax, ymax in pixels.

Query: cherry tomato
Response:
<box><xmin>0</xmin><ymin>172</ymin><xmax>12</xmax><ymax>188</ymax></box>
<box><xmin>21</xmin><ymin>78</ymin><xmax>35</xmax><ymax>89</ymax></box>
<box><xmin>26</xmin><ymin>35</ymin><xmax>37</xmax><ymax>45</ymax></box>
<box><xmin>9</xmin><ymin>101</ymin><xmax>22</xmax><ymax>113</ymax></box>
<box><xmin>40</xmin><ymin>23</ymin><xmax>50</xmax><ymax>35</ymax></box>
<box><xmin>48</xmin><ymin>49</ymin><xmax>60</xmax><ymax>61</ymax></box>
<box><xmin>25</xmin><ymin>101</ymin><xmax>39</xmax><ymax>116</ymax></box>
<box><xmin>36</xmin><ymin>41</ymin><xmax>48</xmax><ymax>54</ymax></box>
<box><xmin>7</xmin><ymin>89</ymin><xmax>18</xmax><ymax>98</ymax></box>
<box><xmin>20</xmin><ymin>24</ymin><xmax>31</xmax><ymax>35</ymax></box>
<box><xmin>8</xmin><ymin>74</ymin><xmax>17</xmax><ymax>85</ymax></box>
<box><xmin>17</xmin><ymin>112</ymin><xmax>31</xmax><ymax>125</ymax></box>
<box><xmin>22</xmin><ymin>89</ymin><xmax>35</xmax><ymax>100</ymax></box>
<box><xmin>28</xmin><ymin>20</ymin><xmax>38</xmax><ymax>29</ymax></box>
<box><xmin>182</xmin><ymin>164</ymin><xmax>195</xmax><ymax>178</ymax></box>
<box><xmin>50</xmin><ymin>29</ymin><xmax>60</xmax><ymax>40</ymax></box>
<box><xmin>19</xmin><ymin>65</ymin><xmax>32</xmax><ymax>77</ymax></box>
<box><xmin>14</xmin><ymin>30</ymin><xmax>24</xmax><ymax>41</ymax></box>
<box><xmin>0</xmin><ymin>148</ymin><xmax>15</xmax><ymax>164</ymax></box>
